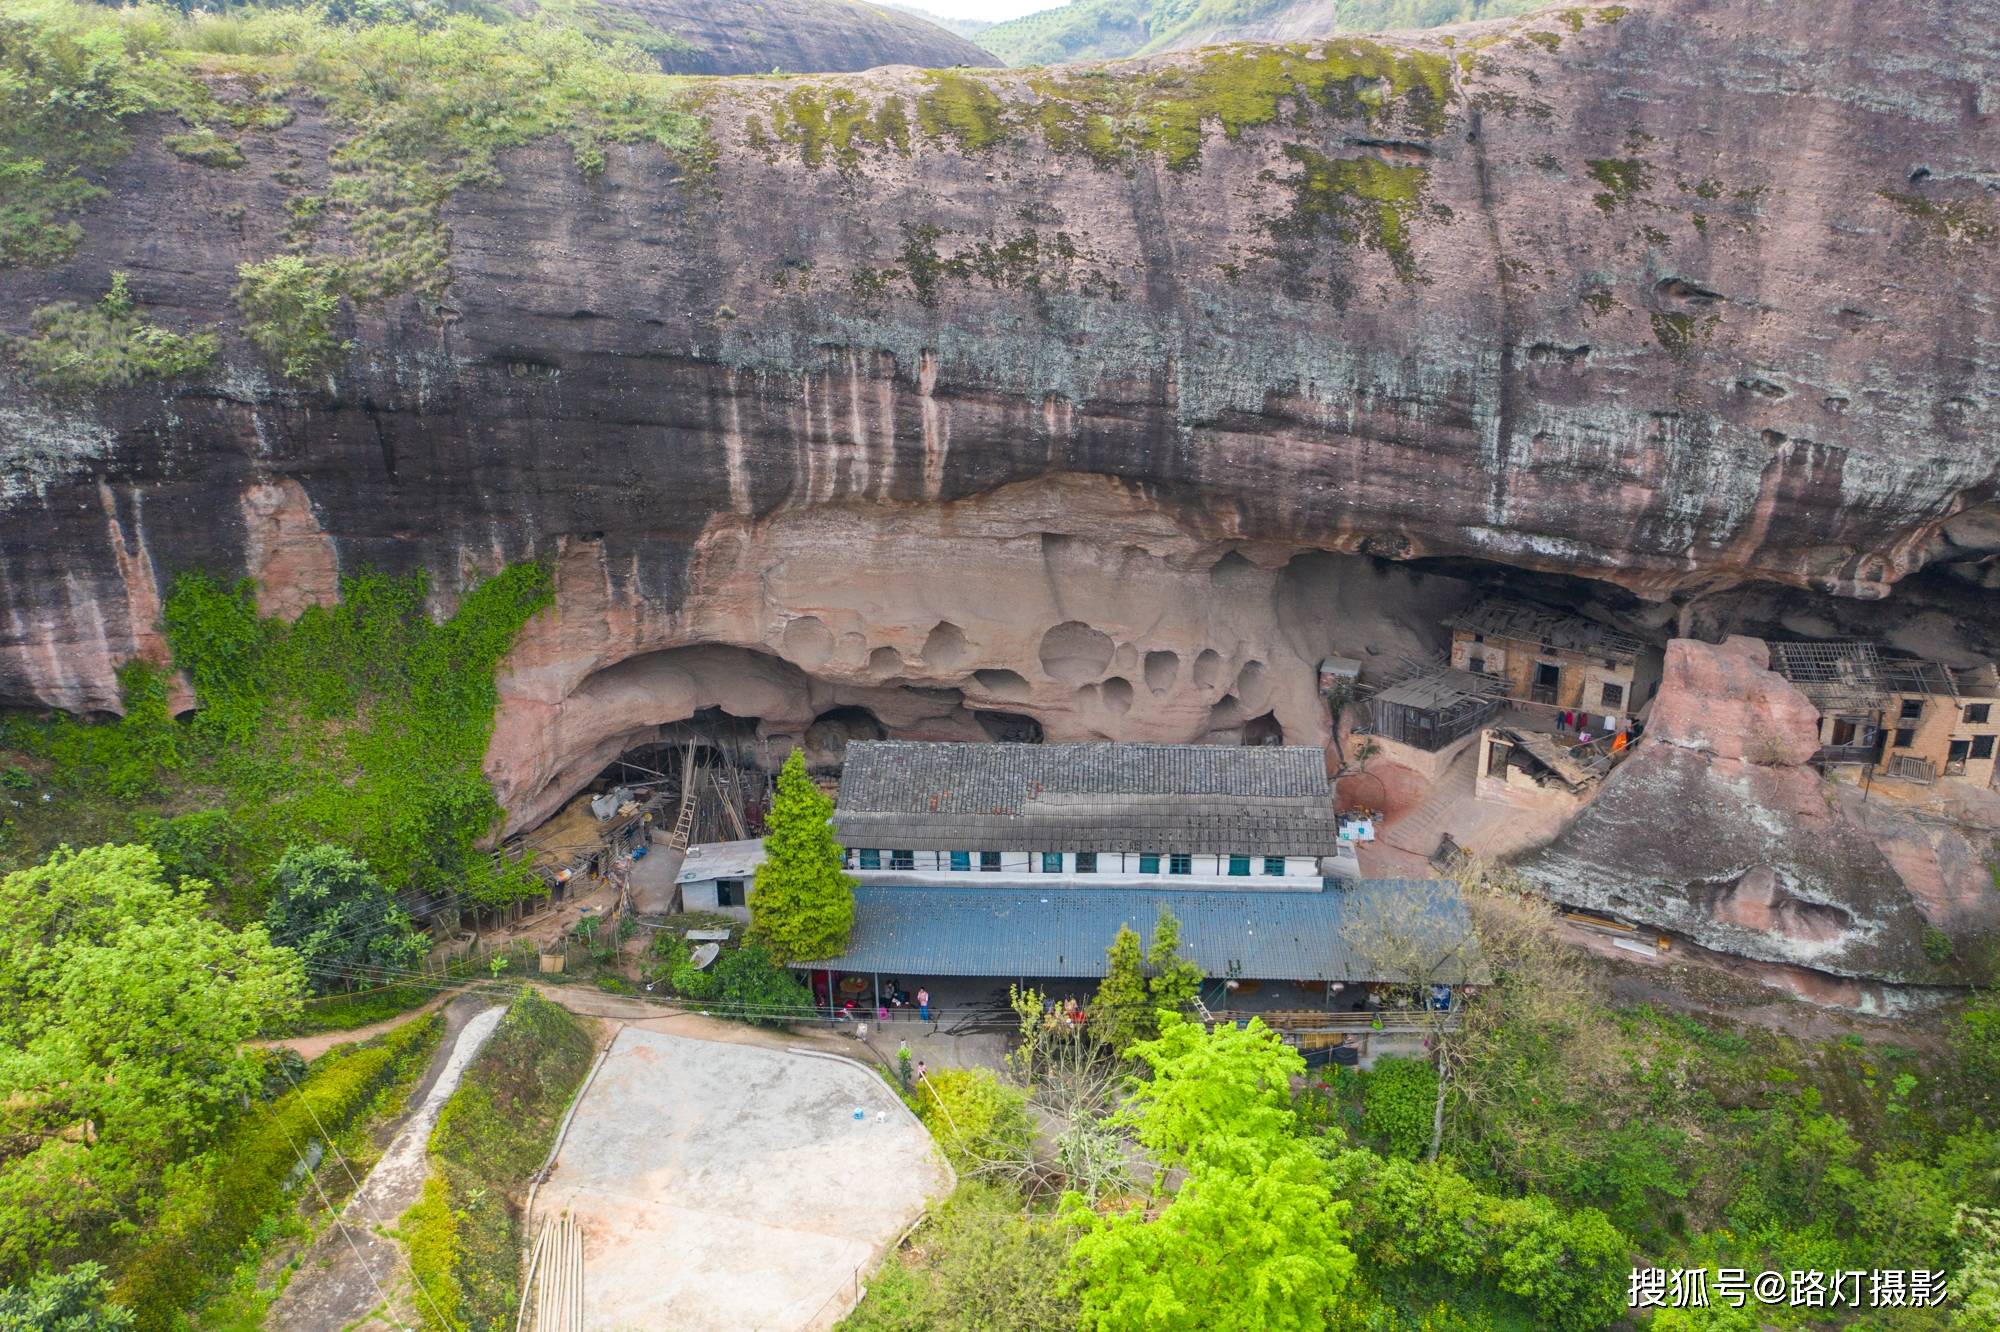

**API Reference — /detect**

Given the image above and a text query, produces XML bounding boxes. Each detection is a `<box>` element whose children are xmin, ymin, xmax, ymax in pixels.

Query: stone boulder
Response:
<box><xmin>1646</xmin><ymin>636</ymin><xmax>1821</xmax><ymax>766</ymax></box>
<box><xmin>1519</xmin><ymin>636</ymin><xmax>2000</xmax><ymax>984</ymax></box>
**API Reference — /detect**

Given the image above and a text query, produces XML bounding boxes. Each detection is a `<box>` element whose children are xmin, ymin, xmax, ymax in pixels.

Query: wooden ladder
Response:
<box><xmin>666</xmin><ymin>740</ymin><xmax>698</xmax><ymax>850</ymax></box>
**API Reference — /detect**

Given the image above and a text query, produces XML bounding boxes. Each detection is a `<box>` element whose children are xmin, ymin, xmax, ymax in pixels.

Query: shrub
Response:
<box><xmin>1924</xmin><ymin>926</ymin><xmax>1955</xmax><ymax>964</ymax></box>
<box><xmin>712</xmin><ymin>942</ymin><xmax>813</xmax><ymax>1027</ymax></box>
<box><xmin>162</xmin><ymin>126</ymin><xmax>243</xmax><ymax>168</ymax></box>
<box><xmin>0</xmin><ymin>1262</ymin><xmax>133</xmax><ymax>1330</ymax></box>
<box><xmin>10</xmin><ymin>273</ymin><xmax>217</xmax><ymax>389</ymax></box>
<box><xmin>232</xmin><ymin>255</ymin><xmax>350</xmax><ymax>379</ymax></box>
<box><xmin>114</xmin><ymin>1014</ymin><xmax>441</xmax><ymax>1329</ymax></box>
<box><xmin>916</xmin><ymin>1068</ymin><xmax>1033</xmax><ymax>1174</ymax></box>
<box><xmin>419</xmin><ymin>990</ymin><xmax>593</xmax><ymax>1330</ymax></box>
<box><xmin>1361</xmin><ymin>1056</ymin><xmax>1438</xmax><ymax>1160</ymax></box>
<box><xmin>1342</xmin><ymin>1152</ymin><xmax>1629</xmax><ymax>1332</ymax></box>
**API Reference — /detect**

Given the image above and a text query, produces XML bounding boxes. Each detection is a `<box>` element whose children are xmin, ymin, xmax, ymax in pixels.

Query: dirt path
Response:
<box><xmin>265</xmin><ymin>997</ymin><xmax>506</xmax><ymax>1332</ymax></box>
<box><xmin>254</xmin><ymin>990</ymin><xmax>465</xmax><ymax>1062</ymax></box>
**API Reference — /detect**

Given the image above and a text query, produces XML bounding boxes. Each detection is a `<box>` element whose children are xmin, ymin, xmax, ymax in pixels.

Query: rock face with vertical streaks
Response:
<box><xmin>0</xmin><ymin>0</ymin><xmax>1996</xmax><ymax>825</ymax></box>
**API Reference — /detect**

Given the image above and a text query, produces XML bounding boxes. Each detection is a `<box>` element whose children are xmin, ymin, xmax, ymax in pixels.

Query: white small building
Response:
<box><xmin>676</xmin><ymin>839</ymin><xmax>766</xmax><ymax>919</ymax></box>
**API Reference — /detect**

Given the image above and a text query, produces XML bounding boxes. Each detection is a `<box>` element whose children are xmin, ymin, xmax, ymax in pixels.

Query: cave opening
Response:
<box><xmin>976</xmin><ymin>710</ymin><xmax>1044</xmax><ymax>743</ymax></box>
<box><xmin>589</xmin><ymin>707</ymin><xmax>774</xmax><ymax>844</ymax></box>
<box><xmin>803</xmin><ymin>705</ymin><xmax>887</xmax><ymax>770</ymax></box>
<box><xmin>1243</xmin><ymin>712</ymin><xmax>1285</xmax><ymax>746</ymax></box>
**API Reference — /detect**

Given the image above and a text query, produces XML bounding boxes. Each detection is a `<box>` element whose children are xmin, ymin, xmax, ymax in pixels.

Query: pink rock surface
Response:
<box><xmin>1647</xmin><ymin>636</ymin><xmax>1821</xmax><ymax>766</ymax></box>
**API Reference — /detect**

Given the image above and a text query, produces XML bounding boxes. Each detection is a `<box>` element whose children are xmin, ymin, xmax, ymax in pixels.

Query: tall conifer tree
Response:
<box><xmin>750</xmin><ymin>750</ymin><xmax>856</xmax><ymax>962</ymax></box>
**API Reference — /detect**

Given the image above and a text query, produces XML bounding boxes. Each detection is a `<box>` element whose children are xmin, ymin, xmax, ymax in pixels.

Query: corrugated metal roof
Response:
<box><xmin>801</xmin><ymin>880</ymin><xmax>1482</xmax><ymax>983</ymax></box>
<box><xmin>837</xmin><ymin>741</ymin><xmax>1331</xmax><ymax>813</ymax></box>
<box><xmin>676</xmin><ymin>839</ymin><xmax>766</xmax><ymax>883</ymax></box>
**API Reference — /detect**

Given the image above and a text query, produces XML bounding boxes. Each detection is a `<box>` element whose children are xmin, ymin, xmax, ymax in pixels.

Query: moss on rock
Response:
<box><xmin>1261</xmin><ymin>145</ymin><xmax>1436</xmax><ymax>284</ymax></box>
<box><xmin>908</xmin><ymin>40</ymin><xmax>1456</xmax><ymax>173</ymax></box>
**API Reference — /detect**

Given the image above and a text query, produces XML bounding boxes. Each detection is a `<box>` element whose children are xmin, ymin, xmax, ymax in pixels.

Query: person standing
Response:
<box><xmin>917</xmin><ymin>987</ymin><xmax>931</xmax><ymax>1022</ymax></box>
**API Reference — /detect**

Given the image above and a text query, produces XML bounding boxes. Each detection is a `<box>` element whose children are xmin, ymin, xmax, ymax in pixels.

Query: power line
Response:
<box><xmin>272</xmin><ymin>1027</ymin><xmax>459</xmax><ymax>1332</ymax></box>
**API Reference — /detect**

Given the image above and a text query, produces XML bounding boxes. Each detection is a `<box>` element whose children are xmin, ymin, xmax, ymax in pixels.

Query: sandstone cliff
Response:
<box><xmin>1</xmin><ymin>0</ymin><xmax>1997</xmax><ymax>829</ymax></box>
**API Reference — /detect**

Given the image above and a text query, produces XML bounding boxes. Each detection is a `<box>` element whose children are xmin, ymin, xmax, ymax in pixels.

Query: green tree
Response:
<box><xmin>265</xmin><ymin>843</ymin><xmax>428</xmax><ymax>992</ymax></box>
<box><xmin>750</xmin><ymin>751</ymin><xmax>855</xmax><ymax>962</ymax></box>
<box><xmin>917</xmin><ymin>1068</ymin><xmax>1034</xmax><ymax>1176</ymax></box>
<box><xmin>1144</xmin><ymin>909</ymin><xmax>1203</xmax><ymax>1017</ymax></box>
<box><xmin>1065</xmin><ymin>1013</ymin><xmax>1352</xmax><ymax>1331</ymax></box>
<box><xmin>1064</xmin><ymin>1141</ymin><xmax>1356</xmax><ymax>1332</ymax></box>
<box><xmin>0</xmin><ymin>1262</ymin><xmax>133</xmax><ymax>1331</ymax></box>
<box><xmin>1120</xmin><ymin>1012</ymin><xmax>1304</xmax><ymax>1177</ymax></box>
<box><xmin>713</xmin><ymin>942</ymin><xmax>814</xmax><ymax>1027</ymax></box>
<box><xmin>0</xmin><ymin>844</ymin><xmax>303</xmax><ymax>1277</ymax></box>
<box><xmin>1090</xmin><ymin>924</ymin><xmax>1152</xmax><ymax>1054</ymax></box>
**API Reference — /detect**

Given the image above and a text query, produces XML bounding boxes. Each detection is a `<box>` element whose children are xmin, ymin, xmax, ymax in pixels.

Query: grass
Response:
<box><xmin>7</xmin><ymin>271</ymin><xmax>218</xmax><ymax>389</ymax></box>
<box><xmin>114</xmin><ymin>1013</ymin><xmax>444</xmax><ymax>1330</ymax></box>
<box><xmin>406</xmin><ymin>989</ymin><xmax>595</xmax><ymax>1331</ymax></box>
<box><xmin>6</xmin><ymin>0</ymin><xmax>712</xmax><ymax>322</ymax></box>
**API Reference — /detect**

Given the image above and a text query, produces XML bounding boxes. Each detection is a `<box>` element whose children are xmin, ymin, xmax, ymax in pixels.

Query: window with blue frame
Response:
<box><xmin>1169</xmin><ymin>854</ymin><xmax>1191</xmax><ymax>875</ymax></box>
<box><xmin>858</xmin><ymin>849</ymin><xmax>880</xmax><ymax>870</ymax></box>
<box><xmin>981</xmin><ymin>851</ymin><xmax>1002</xmax><ymax>872</ymax></box>
<box><xmin>1264</xmin><ymin>856</ymin><xmax>1285</xmax><ymax>876</ymax></box>
<box><xmin>1076</xmin><ymin>852</ymin><xmax>1098</xmax><ymax>873</ymax></box>
<box><xmin>1042</xmin><ymin>852</ymin><xmax>1062</xmax><ymax>873</ymax></box>
<box><xmin>949</xmin><ymin>851</ymin><xmax>970</xmax><ymax>871</ymax></box>
<box><xmin>1228</xmin><ymin>855</ymin><xmax>1250</xmax><ymax>876</ymax></box>
<box><xmin>1138</xmin><ymin>853</ymin><xmax>1161</xmax><ymax>874</ymax></box>
<box><xmin>890</xmin><ymin>849</ymin><xmax>914</xmax><ymax>870</ymax></box>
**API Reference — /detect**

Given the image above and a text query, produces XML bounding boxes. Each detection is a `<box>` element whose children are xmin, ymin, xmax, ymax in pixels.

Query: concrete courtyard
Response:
<box><xmin>531</xmin><ymin>1027</ymin><xmax>949</xmax><ymax>1331</ymax></box>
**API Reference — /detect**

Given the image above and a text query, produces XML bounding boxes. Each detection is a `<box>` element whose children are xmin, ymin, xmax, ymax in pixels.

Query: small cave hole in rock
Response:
<box><xmin>1655</xmin><ymin>276</ymin><xmax>1724</xmax><ymax>304</ymax></box>
<box><xmin>1234</xmin><ymin>659</ymin><xmax>1269</xmax><ymax>706</ymax></box>
<box><xmin>803</xmin><ymin>706</ymin><xmax>886</xmax><ymax>770</ymax></box>
<box><xmin>921</xmin><ymin>620</ymin><xmax>973</xmax><ymax>671</ymax></box>
<box><xmin>1143</xmin><ymin>649</ymin><xmax>1179</xmax><ymax>693</ymax></box>
<box><xmin>1527</xmin><ymin>343</ymin><xmax>1591</xmax><ymax>368</ymax></box>
<box><xmin>976</xmin><ymin>710</ymin><xmax>1044</xmax><ymax>743</ymax></box>
<box><xmin>1192</xmin><ymin>648</ymin><xmax>1224</xmax><ymax>689</ymax></box>
<box><xmin>781</xmin><ymin>615</ymin><xmax>835</xmax><ymax>668</ymax></box>
<box><xmin>867</xmin><ymin>645</ymin><xmax>905</xmax><ymax>675</ymax></box>
<box><xmin>1101</xmin><ymin>676</ymin><xmax>1134</xmax><ymax>716</ymax></box>
<box><xmin>972</xmin><ymin>667</ymin><xmax>1032</xmax><ymax>700</ymax></box>
<box><xmin>1039</xmin><ymin>620</ymin><xmax>1115</xmax><ymax>684</ymax></box>
<box><xmin>1242</xmin><ymin>711</ymin><xmax>1285</xmax><ymax>746</ymax></box>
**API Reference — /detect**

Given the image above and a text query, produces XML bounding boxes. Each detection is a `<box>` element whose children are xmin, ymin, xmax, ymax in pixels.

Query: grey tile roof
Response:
<box><xmin>833</xmin><ymin>742</ymin><xmax>1341</xmax><ymax>856</ymax></box>
<box><xmin>838</xmin><ymin>741</ymin><xmax>1331</xmax><ymax>811</ymax></box>
<box><xmin>800</xmin><ymin>880</ymin><xmax>1483</xmax><ymax>984</ymax></box>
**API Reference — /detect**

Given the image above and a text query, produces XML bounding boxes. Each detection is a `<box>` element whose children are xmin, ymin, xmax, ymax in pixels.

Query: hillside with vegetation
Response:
<box><xmin>973</xmin><ymin>0</ymin><xmax>1548</xmax><ymax>65</ymax></box>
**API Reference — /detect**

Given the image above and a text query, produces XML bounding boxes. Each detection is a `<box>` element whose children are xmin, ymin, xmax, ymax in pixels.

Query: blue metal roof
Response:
<box><xmin>799</xmin><ymin>880</ymin><xmax>1481</xmax><ymax>983</ymax></box>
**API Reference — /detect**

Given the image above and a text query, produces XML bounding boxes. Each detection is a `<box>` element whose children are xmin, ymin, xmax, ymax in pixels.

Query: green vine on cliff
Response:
<box><xmin>2</xmin><ymin>562</ymin><xmax>554</xmax><ymax>918</ymax></box>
